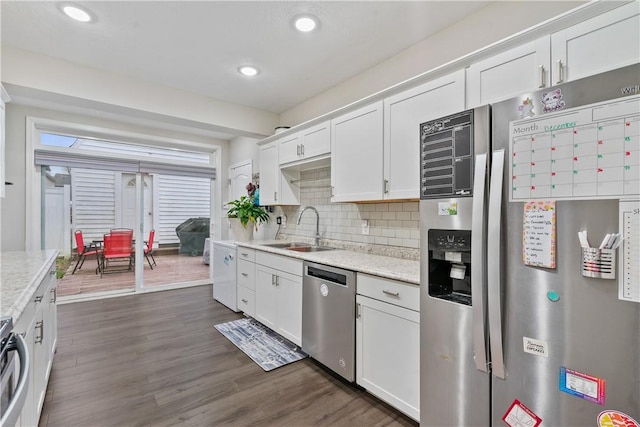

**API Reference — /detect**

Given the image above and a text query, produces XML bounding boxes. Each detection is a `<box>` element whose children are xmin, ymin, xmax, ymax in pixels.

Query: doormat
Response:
<box><xmin>214</xmin><ymin>318</ymin><xmax>308</xmax><ymax>371</ymax></box>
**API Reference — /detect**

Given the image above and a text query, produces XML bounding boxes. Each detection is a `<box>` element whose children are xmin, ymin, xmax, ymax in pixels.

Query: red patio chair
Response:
<box><xmin>99</xmin><ymin>232</ymin><xmax>133</xmax><ymax>277</ymax></box>
<box><xmin>144</xmin><ymin>229</ymin><xmax>157</xmax><ymax>269</ymax></box>
<box><xmin>72</xmin><ymin>230</ymin><xmax>100</xmax><ymax>274</ymax></box>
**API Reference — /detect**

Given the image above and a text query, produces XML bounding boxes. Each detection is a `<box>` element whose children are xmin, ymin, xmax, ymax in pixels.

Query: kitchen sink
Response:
<box><xmin>286</xmin><ymin>246</ymin><xmax>336</xmax><ymax>252</ymax></box>
<box><xmin>261</xmin><ymin>241</ymin><xmax>308</xmax><ymax>248</ymax></box>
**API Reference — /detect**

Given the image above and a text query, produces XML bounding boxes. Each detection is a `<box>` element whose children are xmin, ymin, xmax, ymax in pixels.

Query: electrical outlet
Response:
<box><xmin>361</xmin><ymin>220</ymin><xmax>370</xmax><ymax>235</ymax></box>
<box><xmin>276</xmin><ymin>216</ymin><xmax>282</xmax><ymax>225</ymax></box>
<box><xmin>281</xmin><ymin>215</ymin><xmax>287</xmax><ymax>228</ymax></box>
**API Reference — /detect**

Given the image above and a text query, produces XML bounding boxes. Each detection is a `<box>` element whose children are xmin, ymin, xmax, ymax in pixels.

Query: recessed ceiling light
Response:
<box><xmin>61</xmin><ymin>4</ymin><xmax>93</xmax><ymax>22</ymax></box>
<box><xmin>238</xmin><ymin>66</ymin><xmax>259</xmax><ymax>77</ymax></box>
<box><xmin>294</xmin><ymin>16</ymin><xmax>317</xmax><ymax>33</ymax></box>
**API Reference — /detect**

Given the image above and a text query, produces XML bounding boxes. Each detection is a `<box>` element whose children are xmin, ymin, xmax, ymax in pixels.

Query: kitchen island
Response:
<box><xmin>0</xmin><ymin>249</ymin><xmax>58</xmax><ymax>427</ymax></box>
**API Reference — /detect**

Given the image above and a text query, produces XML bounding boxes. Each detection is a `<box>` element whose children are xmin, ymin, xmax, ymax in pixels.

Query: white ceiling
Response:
<box><xmin>1</xmin><ymin>1</ymin><xmax>491</xmax><ymax>115</ymax></box>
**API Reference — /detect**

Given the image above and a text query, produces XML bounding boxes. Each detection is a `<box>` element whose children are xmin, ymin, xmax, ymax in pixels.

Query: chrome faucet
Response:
<box><xmin>297</xmin><ymin>206</ymin><xmax>321</xmax><ymax>246</ymax></box>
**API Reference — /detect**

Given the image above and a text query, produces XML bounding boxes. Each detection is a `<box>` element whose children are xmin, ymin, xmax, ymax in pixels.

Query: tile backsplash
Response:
<box><xmin>274</xmin><ymin>167</ymin><xmax>420</xmax><ymax>260</ymax></box>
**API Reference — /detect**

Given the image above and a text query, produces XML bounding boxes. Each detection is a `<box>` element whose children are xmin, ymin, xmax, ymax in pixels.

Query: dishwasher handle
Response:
<box><xmin>305</xmin><ymin>265</ymin><xmax>348</xmax><ymax>286</ymax></box>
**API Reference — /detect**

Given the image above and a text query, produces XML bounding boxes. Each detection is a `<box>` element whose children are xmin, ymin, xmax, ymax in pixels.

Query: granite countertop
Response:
<box><xmin>1</xmin><ymin>250</ymin><xmax>58</xmax><ymax>321</ymax></box>
<box><xmin>236</xmin><ymin>240</ymin><xmax>420</xmax><ymax>285</ymax></box>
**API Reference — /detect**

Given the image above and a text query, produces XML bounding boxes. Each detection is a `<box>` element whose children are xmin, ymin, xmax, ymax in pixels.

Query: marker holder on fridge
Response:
<box><xmin>581</xmin><ymin>247</ymin><xmax>616</xmax><ymax>279</ymax></box>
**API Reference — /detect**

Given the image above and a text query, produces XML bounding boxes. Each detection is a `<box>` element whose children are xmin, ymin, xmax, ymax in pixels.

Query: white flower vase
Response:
<box><xmin>228</xmin><ymin>218</ymin><xmax>254</xmax><ymax>242</ymax></box>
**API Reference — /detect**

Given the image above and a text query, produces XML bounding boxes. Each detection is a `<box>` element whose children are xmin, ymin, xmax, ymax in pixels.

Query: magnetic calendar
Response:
<box><xmin>509</xmin><ymin>95</ymin><xmax>640</xmax><ymax>201</ymax></box>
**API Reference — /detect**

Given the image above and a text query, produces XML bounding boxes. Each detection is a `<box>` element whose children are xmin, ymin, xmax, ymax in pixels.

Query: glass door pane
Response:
<box><xmin>45</xmin><ymin>164</ymin><xmax>137</xmax><ymax>299</ymax></box>
<box><xmin>141</xmin><ymin>174</ymin><xmax>211</xmax><ymax>290</ymax></box>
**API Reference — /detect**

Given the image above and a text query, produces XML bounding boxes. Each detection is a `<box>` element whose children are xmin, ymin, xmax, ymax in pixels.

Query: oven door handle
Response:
<box><xmin>1</xmin><ymin>334</ymin><xmax>30</xmax><ymax>427</ymax></box>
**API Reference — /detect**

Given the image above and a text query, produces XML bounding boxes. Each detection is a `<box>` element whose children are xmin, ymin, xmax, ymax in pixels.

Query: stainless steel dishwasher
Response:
<box><xmin>302</xmin><ymin>261</ymin><xmax>357</xmax><ymax>382</ymax></box>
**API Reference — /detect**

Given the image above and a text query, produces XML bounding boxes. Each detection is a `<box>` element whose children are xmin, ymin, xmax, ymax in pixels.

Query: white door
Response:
<box><xmin>121</xmin><ymin>174</ymin><xmax>153</xmax><ymax>236</ymax></box>
<box><xmin>228</xmin><ymin>160</ymin><xmax>252</xmax><ymax>202</ymax></box>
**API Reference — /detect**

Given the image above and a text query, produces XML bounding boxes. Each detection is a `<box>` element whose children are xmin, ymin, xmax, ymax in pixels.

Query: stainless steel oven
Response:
<box><xmin>1</xmin><ymin>317</ymin><xmax>30</xmax><ymax>427</ymax></box>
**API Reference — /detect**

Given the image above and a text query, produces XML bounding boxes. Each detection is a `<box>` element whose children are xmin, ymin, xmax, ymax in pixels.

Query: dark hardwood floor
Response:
<box><xmin>40</xmin><ymin>285</ymin><xmax>418</xmax><ymax>426</ymax></box>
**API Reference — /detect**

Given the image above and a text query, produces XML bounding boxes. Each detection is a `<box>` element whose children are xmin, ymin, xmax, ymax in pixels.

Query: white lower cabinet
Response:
<box><xmin>356</xmin><ymin>274</ymin><xmax>420</xmax><ymax>422</ymax></box>
<box><xmin>237</xmin><ymin>252</ymin><xmax>256</xmax><ymax>317</ymax></box>
<box><xmin>14</xmin><ymin>260</ymin><xmax>58</xmax><ymax>427</ymax></box>
<box><xmin>253</xmin><ymin>251</ymin><xmax>303</xmax><ymax>346</ymax></box>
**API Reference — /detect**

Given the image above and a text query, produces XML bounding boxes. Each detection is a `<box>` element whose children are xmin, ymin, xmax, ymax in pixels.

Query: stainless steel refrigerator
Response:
<box><xmin>419</xmin><ymin>64</ymin><xmax>640</xmax><ymax>426</ymax></box>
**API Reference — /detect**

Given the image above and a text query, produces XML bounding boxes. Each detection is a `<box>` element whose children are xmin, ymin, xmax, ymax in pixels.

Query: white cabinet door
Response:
<box><xmin>299</xmin><ymin>120</ymin><xmax>330</xmax><ymax>160</ymax></box>
<box><xmin>466</xmin><ymin>36</ymin><xmax>551</xmax><ymax>108</ymax></box>
<box><xmin>255</xmin><ymin>264</ymin><xmax>277</xmax><ymax>330</ymax></box>
<box><xmin>356</xmin><ymin>294</ymin><xmax>420</xmax><ymax>421</ymax></box>
<box><xmin>259</xmin><ymin>142</ymin><xmax>279</xmax><ymax>205</ymax></box>
<box><xmin>274</xmin><ymin>270</ymin><xmax>302</xmax><ymax>346</ymax></box>
<box><xmin>551</xmin><ymin>2</ymin><xmax>640</xmax><ymax>85</ymax></box>
<box><xmin>278</xmin><ymin>132</ymin><xmax>302</xmax><ymax>165</ymax></box>
<box><xmin>331</xmin><ymin>101</ymin><xmax>384</xmax><ymax>202</ymax></box>
<box><xmin>0</xmin><ymin>85</ymin><xmax>8</xmax><ymax>199</ymax></box>
<box><xmin>259</xmin><ymin>141</ymin><xmax>299</xmax><ymax>206</ymax></box>
<box><xmin>384</xmin><ymin>70</ymin><xmax>466</xmax><ymax>200</ymax></box>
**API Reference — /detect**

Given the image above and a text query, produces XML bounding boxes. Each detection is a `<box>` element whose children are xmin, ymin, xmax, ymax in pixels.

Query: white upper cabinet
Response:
<box><xmin>299</xmin><ymin>120</ymin><xmax>330</xmax><ymax>160</ymax></box>
<box><xmin>259</xmin><ymin>142</ymin><xmax>300</xmax><ymax>205</ymax></box>
<box><xmin>259</xmin><ymin>142</ymin><xmax>279</xmax><ymax>205</ymax></box>
<box><xmin>331</xmin><ymin>101</ymin><xmax>384</xmax><ymax>202</ymax></box>
<box><xmin>551</xmin><ymin>2</ymin><xmax>640</xmax><ymax>85</ymax></box>
<box><xmin>383</xmin><ymin>69</ymin><xmax>466</xmax><ymax>200</ymax></box>
<box><xmin>278</xmin><ymin>120</ymin><xmax>330</xmax><ymax>166</ymax></box>
<box><xmin>466</xmin><ymin>36</ymin><xmax>551</xmax><ymax>108</ymax></box>
<box><xmin>278</xmin><ymin>133</ymin><xmax>302</xmax><ymax>165</ymax></box>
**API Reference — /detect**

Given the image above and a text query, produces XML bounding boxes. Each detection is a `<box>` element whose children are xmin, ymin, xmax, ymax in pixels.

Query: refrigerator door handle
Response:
<box><xmin>488</xmin><ymin>149</ymin><xmax>506</xmax><ymax>379</ymax></box>
<box><xmin>471</xmin><ymin>152</ymin><xmax>489</xmax><ymax>373</ymax></box>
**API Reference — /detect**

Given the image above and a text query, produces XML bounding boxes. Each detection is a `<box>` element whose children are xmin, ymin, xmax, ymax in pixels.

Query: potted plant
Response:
<box><xmin>225</xmin><ymin>195</ymin><xmax>269</xmax><ymax>241</ymax></box>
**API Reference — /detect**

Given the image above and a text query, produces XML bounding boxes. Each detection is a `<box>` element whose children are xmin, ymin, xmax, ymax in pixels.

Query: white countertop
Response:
<box><xmin>236</xmin><ymin>240</ymin><xmax>420</xmax><ymax>285</ymax></box>
<box><xmin>1</xmin><ymin>250</ymin><xmax>58</xmax><ymax>321</ymax></box>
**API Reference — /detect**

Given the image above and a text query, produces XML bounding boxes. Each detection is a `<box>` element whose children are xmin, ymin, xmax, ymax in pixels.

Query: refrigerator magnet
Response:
<box><xmin>438</xmin><ymin>201</ymin><xmax>458</xmax><ymax>216</ymax></box>
<box><xmin>597</xmin><ymin>410</ymin><xmax>639</xmax><ymax>427</ymax></box>
<box><xmin>502</xmin><ymin>399</ymin><xmax>542</xmax><ymax>427</ymax></box>
<box><xmin>559</xmin><ymin>366</ymin><xmax>606</xmax><ymax>405</ymax></box>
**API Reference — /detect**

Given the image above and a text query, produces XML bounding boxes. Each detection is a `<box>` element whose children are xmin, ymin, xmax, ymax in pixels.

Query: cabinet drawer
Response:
<box><xmin>237</xmin><ymin>286</ymin><xmax>255</xmax><ymax>317</ymax></box>
<box><xmin>357</xmin><ymin>273</ymin><xmax>419</xmax><ymax>312</ymax></box>
<box><xmin>255</xmin><ymin>251</ymin><xmax>302</xmax><ymax>276</ymax></box>
<box><xmin>237</xmin><ymin>259</ymin><xmax>255</xmax><ymax>290</ymax></box>
<box><xmin>15</xmin><ymin>266</ymin><xmax>55</xmax><ymax>333</ymax></box>
<box><xmin>237</xmin><ymin>247</ymin><xmax>256</xmax><ymax>262</ymax></box>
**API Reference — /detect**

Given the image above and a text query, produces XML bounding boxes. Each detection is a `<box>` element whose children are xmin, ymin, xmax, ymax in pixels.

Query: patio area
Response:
<box><xmin>58</xmin><ymin>252</ymin><xmax>211</xmax><ymax>297</ymax></box>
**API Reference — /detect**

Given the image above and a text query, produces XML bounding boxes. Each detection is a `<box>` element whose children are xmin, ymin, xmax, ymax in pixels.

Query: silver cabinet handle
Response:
<box><xmin>34</xmin><ymin>295</ymin><xmax>43</xmax><ymax>303</ymax></box>
<box><xmin>241</xmin><ymin>272</ymin><xmax>249</xmax><ymax>277</ymax></box>
<box><xmin>383</xmin><ymin>179</ymin><xmax>390</xmax><ymax>194</ymax></box>
<box><xmin>35</xmin><ymin>320</ymin><xmax>44</xmax><ymax>344</ymax></box>
<box><xmin>555</xmin><ymin>60</ymin><xmax>563</xmax><ymax>84</ymax></box>
<box><xmin>241</xmin><ymin>298</ymin><xmax>248</xmax><ymax>303</ymax></box>
<box><xmin>271</xmin><ymin>274</ymin><xmax>276</xmax><ymax>286</ymax></box>
<box><xmin>382</xmin><ymin>289</ymin><xmax>399</xmax><ymax>297</ymax></box>
<box><xmin>538</xmin><ymin>65</ymin><xmax>545</xmax><ymax>88</ymax></box>
<box><xmin>471</xmin><ymin>152</ymin><xmax>489</xmax><ymax>373</ymax></box>
<box><xmin>240</xmin><ymin>252</ymin><xmax>250</xmax><ymax>257</ymax></box>
<box><xmin>356</xmin><ymin>303</ymin><xmax>361</xmax><ymax>319</ymax></box>
<box><xmin>301</xmin><ymin>144</ymin><xmax>305</xmax><ymax>156</ymax></box>
<box><xmin>274</xmin><ymin>191</ymin><xmax>278</xmax><ymax>201</ymax></box>
<box><xmin>50</xmin><ymin>287</ymin><xmax>57</xmax><ymax>303</ymax></box>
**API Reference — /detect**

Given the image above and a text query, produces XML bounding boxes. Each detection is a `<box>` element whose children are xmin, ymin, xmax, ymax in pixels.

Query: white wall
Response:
<box><xmin>0</xmin><ymin>103</ymin><xmax>229</xmax><ymax>251</ymax></box>
<box><xmin>2</xmin><ymin>46</ymin><xmax>280</xmax><ymax>139</ymax></box>
<box><xmin>279</xmin><ymin>1</ymin><xmax>586</xmax><ymax>126</ymax></box>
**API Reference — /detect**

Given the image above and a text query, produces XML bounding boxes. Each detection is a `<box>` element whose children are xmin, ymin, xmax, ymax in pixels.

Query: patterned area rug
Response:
<box><xmin>214</xmin><ymin>318</ymin><xmax>308</xmax><ymax>371</ymax></box>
